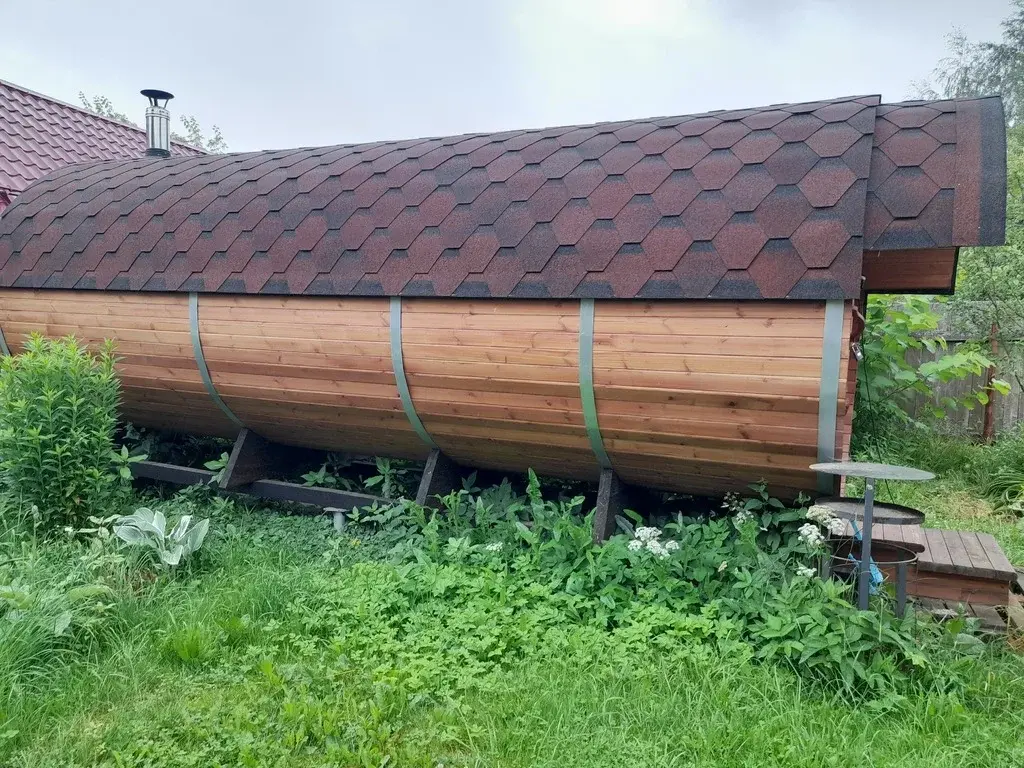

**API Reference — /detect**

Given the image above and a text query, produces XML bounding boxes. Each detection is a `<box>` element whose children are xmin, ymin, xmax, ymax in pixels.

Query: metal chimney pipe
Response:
<box><xmin>141</xmin><ymin>89</ymin><xmax>174</xmax><ymax>158</ymax></box>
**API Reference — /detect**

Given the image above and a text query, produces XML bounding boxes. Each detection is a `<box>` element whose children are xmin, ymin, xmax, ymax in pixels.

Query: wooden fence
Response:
<box><xmin>900</xmin><ymin>301</ymin><xmax>1024</xmax><ymax>437</ymax></box>
<box><xmin>904</xmin><ymin>345</ymin><xmax>1024</xmax><ymax>437</ymax></box>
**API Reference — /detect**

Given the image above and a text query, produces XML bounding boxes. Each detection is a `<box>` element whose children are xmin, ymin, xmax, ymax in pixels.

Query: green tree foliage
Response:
<box><xmin>76</xmin><ymin>92</ymin><xmax>133</xmax><ymax>125</ymax></box>
<box><xmin>913</xmin><ymin>1</ymin><xmax>1024</xmax><ymax>126</ymax></box>
<box><xmin>78</xmin><ymin>91</ymin><xmax>228</xmax><ymax>153</ymax></box>
<box><xmin>854</xmin><ymin>297</ymin><xmax>1008</xmax><ymax>444</ymax></box>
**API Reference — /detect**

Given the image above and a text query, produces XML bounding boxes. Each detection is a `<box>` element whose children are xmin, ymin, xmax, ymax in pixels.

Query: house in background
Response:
<box><xmin>0</xmin><ymin>78</ymin><xmax>202</xmax><ymax>214</ymax></box>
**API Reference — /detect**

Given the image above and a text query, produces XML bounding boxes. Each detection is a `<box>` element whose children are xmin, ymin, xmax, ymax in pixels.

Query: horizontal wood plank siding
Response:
<box><xmin>0</xmin><ymin>290</ymin><xmax>854</xmax><ymax>497</ymax></box>
<box><xmin>197</xmin><ymin>295</ymin><xmax>428</xmax><ymax>459</ymax></box>
<box><xmin>593</xmin><ymin>300</ymin><xmax>852</xmax><ymax>497</ymax></box>
<box><xmin>401</xmin><ymin>299</ymin><xmax>596</xmax><ymax>480</ymax></box>
<box><xmin>0</xmin><ymin>289</ymin><xmax>237</xmax><ymax>437</ymax></box>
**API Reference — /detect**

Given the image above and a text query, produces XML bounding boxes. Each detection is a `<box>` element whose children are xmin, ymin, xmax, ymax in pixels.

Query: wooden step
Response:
<box><xmin>837</xmin><ymin>523</ymin><xmax>1014</xmax><ymax>582</ymax></box>
<box><xmin>837</xmin><ymin>520</ymin><xmax>926</xmax><ymax>552</ymax></box>
<box><xmin>914</xmin><ymin>597</ymin><xmax>1007</xmax><ymax>633</ymax></box>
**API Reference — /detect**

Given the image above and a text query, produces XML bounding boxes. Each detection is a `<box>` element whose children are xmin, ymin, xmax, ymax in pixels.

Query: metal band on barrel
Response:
<box><xmin>816</xmin><ymin>299</ymin><xmax>845</xmax><ymax>493</ymax></box>
<box><xmin>389</xmin><ymin>297</ymin><xmax>438</xmax><ymax>449</ymax></box>
<box><xmin>579</xmin><ymin>299</ymin><xmax>612</xmax><ymax>470</ymax></box>
<box><xmin>0</xmin><ymin>325</ymin><xmax>9</xmax><ymax>356</ymax></box>
<box><xmin>188</xmin><ymin>292</ymin><xmax>243</xmax><ymax>429</ymax></box>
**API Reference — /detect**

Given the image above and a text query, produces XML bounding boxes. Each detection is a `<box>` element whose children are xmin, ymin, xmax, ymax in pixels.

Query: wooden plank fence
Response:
<box><xmin>901</xmin><ymin>302</ymin><xmax>1024</xmax><ymax>437</ymax></box>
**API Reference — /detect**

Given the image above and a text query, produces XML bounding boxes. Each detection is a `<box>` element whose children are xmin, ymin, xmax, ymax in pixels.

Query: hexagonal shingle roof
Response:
<box><xmin>0</xmin><ymin>94</ymin><xmax>1005</xmax><ymax>300</ymax></box>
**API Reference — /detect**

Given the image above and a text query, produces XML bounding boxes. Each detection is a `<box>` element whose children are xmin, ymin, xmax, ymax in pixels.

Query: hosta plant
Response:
<box><xmin>114</xmin><ymin>507</ymin><xmax>210</xmax><ymax>567</ymax></box>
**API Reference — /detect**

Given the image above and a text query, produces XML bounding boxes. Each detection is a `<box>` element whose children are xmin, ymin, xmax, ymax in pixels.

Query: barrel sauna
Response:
<box><xmin>0</xmin><ymin>95</ymin><xmax>1006</xmax><ymax>498</ymax></box>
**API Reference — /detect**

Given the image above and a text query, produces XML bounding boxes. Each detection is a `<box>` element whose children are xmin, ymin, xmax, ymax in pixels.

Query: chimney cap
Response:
<box><xmin>141</xmin><ymin>89</ymin><xmax>174</xmax><ymax>107</ymax></box>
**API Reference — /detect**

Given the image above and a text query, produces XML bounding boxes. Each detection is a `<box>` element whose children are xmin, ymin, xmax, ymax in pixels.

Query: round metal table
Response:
<box><xmin>809</xmin><ymin>461</ymin><xmax>934</xmax><ymax>610</ymax></box>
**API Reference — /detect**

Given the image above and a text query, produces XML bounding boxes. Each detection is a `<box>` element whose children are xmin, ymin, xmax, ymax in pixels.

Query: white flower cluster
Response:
<box><xmin>721</xmin><ymin>492</ymin><xmax>742</xmax><ymax>513</ymax></box>
<box><xmin>484</xmin><ymin>542</ymin><xmax>504</xmax><ymax>552</ymax></box>
<box><xmin>797</xmin><ymin>522</ymin><xmax>826</xmax><ymax>549</ymax></box>
<box><xmin>627</xmin><ymin>526</ymin><xmax>680</xmax><ymax>559</ymax></box>
<box><xmin>805</xmin><ymin>504</ymin><xmax>846</xmax><ymax>536</ymax></box>
<box><xmin>733</xmin><ymin>508</ymin><xmax>755</xmax><ymax>526</ymax></box>
<box><xmin>635</xmin><ymin>526</ymin><xmax>661</xmax><ymax>542</ymax></box>
<box><xmin>795</xmin><ymin>564</ymin><xmax>817</xmax><ymax>578</ymax></box>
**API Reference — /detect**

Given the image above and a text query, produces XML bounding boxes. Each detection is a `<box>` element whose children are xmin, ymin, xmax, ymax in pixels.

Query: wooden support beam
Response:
<box><xmin>133</xmin><ymin>460</ymin><xmax>215</xmax><ymax>485</ymax></box>
<box><xmin>219</xmin><ymin>428</ymin><xmax>316</xmax><ymax>490</ymax></box>
<box><xmin>593</xmin><ymin>468</ymin><xmax>626</xmax><ymax>543</ymax></box>
<box><xmin>131</xmin><ymin>460</ymin><xmax>381</xmax><ymax>511</ymax></box>
<box><xmin>415</xmin><ymin>448</ymin><xmax>461</xmax><ymax>508</ymax></box>
<box><xmin>245</xmin><ymin>479</ymin><xmax>379</xmax><ymax>510</ymax></box>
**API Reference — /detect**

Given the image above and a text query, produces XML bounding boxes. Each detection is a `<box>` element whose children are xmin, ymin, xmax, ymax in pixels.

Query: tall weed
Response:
<box><xmin>0</xmin><ymin>335</ymin><xmax>120</xmax><ymax>530</ymax></box>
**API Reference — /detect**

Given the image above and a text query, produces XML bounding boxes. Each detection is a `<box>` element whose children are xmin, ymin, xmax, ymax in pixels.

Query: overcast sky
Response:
<box><xmin>0</xmin><ymin>0</ymin><xmax>1012</xmax><ymax>152</ymax></box>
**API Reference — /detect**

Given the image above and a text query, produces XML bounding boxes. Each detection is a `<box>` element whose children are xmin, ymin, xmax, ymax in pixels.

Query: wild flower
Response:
<box><xmin>635</xmin><ymin>526</ymin><xmax>662</xmax><ymax>542</ymax></box>
<box><xmin>797</xmin><ymin>522</ymin><xmax>826</xmax><ymax>549</ymax></box>
<box><xmin>718</xmin><ymin>560</ymin><xmax>728</xmax><ymax>572</ymax></box>
<box><xmin>806</xmin><ymin>505</ymin><xmax>836</xmax><ymax>524</ymax></box>
<box><xmin>646</xmin><ymin>540</ymin><xmax>670</xmax><ymax>559</ymax></box>
<box><xmin>484</xmin><ymin>542</ymin><xmax>504</xmax><ymax>553</ymax></box>
<box><xmin>805</xmin><ymin>504</ymin><xmax>845</xmax><ymax>537</ymax></box>
<box><xmin>795</xmin><ymin>564</ymin><xmax>817</xmax><ymax>578</ymax></box>
<box><xmin>721</xmin><ymin>492</ymin><xmax>742</xmax><ymax>513</ymax></box>
<box><xmin>628</xmin><ymin>528</ymin><xmax>676</xmax><ymax>558</ymax></box>
<box><xmin>825</xmin><ymin>517</ymin><xmax>846</xmax><ymax>536</ymax></box>
<box><xmin>733</xmin><ymin>509</ymin><xmax>755</xmax><ymax>526</ymax></box>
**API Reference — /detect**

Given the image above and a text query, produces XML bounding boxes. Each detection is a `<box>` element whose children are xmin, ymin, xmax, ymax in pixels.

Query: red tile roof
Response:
<box><xmin>0</xmin><ymin>94</ymin><xmax>1005</xmax><ymax>300</ymax></box>
<box><xmin>0</xmin><ymin>78</ymin><xmax>203</xmax><ymax>205</ymax></box>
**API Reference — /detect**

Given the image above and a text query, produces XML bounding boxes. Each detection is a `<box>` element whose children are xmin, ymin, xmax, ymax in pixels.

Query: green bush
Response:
<box><xmin>854</xmin><ymin>295</ymin><xmax>1007</xmax><ymax>442</ymax></box>
<box><xmin>339</xmin><ymin>473</ymin><xmax>959</xmax><ymax>697</ymax></box>
<box><xmin>0</xmin><ymin>334</ymin><xmax>121</xmax><ymax>530</ymax></box>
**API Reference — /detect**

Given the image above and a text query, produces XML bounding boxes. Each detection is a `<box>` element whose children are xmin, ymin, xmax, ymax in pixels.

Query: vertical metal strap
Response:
<box><xmin>816</xmin><ymin>299</ymin><xmax>845</xmax><ymax>493</ymax></box>
<box><xmin>0</xmin><ymin>325</ymin><xmax>9</xmax><ymax>356</ymax></box>
<box><xmin>389</xmin><ymin>297</ymin><xmax>437</xmax><ymax>449</ymax></box>
<box><xmin>579</xmin><ymin>299</ymin><xmax>612</xmax><ymax>470</ymax></box>
<box><xmin>189</xmin><ymin>292</ymin><xmax>243</xmax><ymax>429</ymax></box>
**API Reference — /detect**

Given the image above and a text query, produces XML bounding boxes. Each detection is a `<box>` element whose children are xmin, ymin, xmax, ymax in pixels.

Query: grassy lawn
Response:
<box><xmin>1</xmin><ymin>473</ymin><xmax>1023</xmax><ymax>768</ymax></box>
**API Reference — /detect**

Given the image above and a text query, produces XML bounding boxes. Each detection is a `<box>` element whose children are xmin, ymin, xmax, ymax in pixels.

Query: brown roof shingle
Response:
<box><xmin>0</xmin><ymin>94</ymin><xmax>1006</xmax><ymax>300</ymax></box>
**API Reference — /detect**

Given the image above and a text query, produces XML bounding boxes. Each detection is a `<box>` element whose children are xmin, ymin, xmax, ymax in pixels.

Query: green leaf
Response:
<box><xmin>53</xmin><ymin>610</ymin><xmax>73</xmax><ymax>637</ymax></box>
<box><xmin>66</xmin><ymin>584</ymin><xmax>113</xmax><ymax>602</ymax></box>
<box><xmin>160</xmin><ymin>545</ymin><xmax>184</xmax><ymax>567</ymax></box>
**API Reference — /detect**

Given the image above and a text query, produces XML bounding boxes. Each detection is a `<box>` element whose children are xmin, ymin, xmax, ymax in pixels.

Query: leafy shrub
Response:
<box><xmin>203</xmin><ymin>451</ymin><xmax>230</xmax><ymax>484</ymax></box>
<box><xmin>855</xmin><ymin>295</ymin><xmax>1007</xmax><ymax>439</ymax></box>
<box><xmin>337</xmin><ymin>472</ymin><xmax>956</xmax><ymax>697</ymax></box>
<box><xmin>114</xmin><ymin>507</ymin><xmax>209</xmax><ymax>567</ymax></box>
<box><xmin>0</xmin><ymin>334</ymin><xmax>121</xmax><ymax>530</ymax></box>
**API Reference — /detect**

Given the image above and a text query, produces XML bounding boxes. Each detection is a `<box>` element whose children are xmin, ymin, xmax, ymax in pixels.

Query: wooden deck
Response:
<box><xmin>837</xmin><ymin>522</ymin><xmax>1016</xmax><ymax>608</ymax></box>
<box><xmin>914</xmin><ymin>597</ymin><xmax>1007</xmax><ymax>633</ymax></box>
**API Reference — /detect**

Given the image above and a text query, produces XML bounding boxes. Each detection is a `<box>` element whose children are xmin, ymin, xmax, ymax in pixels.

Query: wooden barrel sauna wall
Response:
<box><xmin>0</xmin><ymin>98</ymin><xmax>1002</xmax><ymax>499</ymax></box>
<box><xmin>0</xmin><ymin>289</ymin><xmax>851</xmax><ymax>498</ymax></box>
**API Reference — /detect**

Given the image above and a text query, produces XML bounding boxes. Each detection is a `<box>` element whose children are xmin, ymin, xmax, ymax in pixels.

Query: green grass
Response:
<box><xmin>464</xmin><ymin>654</ymin><xmax>1024</xmax><ymax>767</ymax></box>
<box><xmin>849</xmin><ymin>429</ymin><xmax>1024</xmax><ymax>564</ymax></box>
<box><xmin>2</xmin><ymin>476</ymin><xmax>1024</xmax><ymax>766</ymax></box>
<box><xmin>17</xmin><ymin>639</ymin><xmax>1024</xmax><ymax>768</ymax></box>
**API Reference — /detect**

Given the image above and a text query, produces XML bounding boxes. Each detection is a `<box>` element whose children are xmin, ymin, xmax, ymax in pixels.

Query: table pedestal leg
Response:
<box><xmin>858</xmin><ymin>478</ymin><xmax>875</xmax><ymax>611</ymax></box>
<box><xmin>896</xmin><ymin>562</ymin><xmax>908</xmax><ymax>618</ymax></box>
